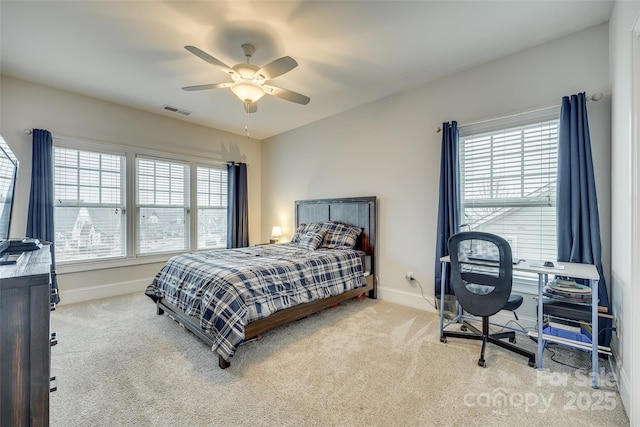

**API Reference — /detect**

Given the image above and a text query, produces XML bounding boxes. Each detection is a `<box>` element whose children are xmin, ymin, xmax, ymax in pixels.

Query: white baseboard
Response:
<box><xmin>377</xmin><ymin>286</ymin><xmax>537</xmax><ymax>330</ymax></box>
<box><xmin>377</xmin><ymin>286</ymin><xmax>439</xmax><ymax>313</ymax></box>
<box><xmin>57</xmin><ymin>279</ymin><xmax>149</xmax><ymax>305</ymax></box>
<box><xmin>610</xmin><ymin>353</ymin><xmax>631</xmax><ymax>418</ymax></box>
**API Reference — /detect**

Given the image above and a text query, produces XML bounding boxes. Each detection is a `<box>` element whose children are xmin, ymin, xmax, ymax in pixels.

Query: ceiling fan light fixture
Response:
<box><xmin>230</xmin><ymin>81</ymin><xmax>265</xmax><ymax>103</ymax></box>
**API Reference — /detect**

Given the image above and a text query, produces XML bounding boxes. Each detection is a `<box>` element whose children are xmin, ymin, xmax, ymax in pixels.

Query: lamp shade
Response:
<box><xmin>271</xmin><ymin>226</ymin><xmax>283</xmax><ymax>238</ymax></box>
<box><xmin>230</xmin><ymin>81</ymin><xmax>265</xmax><ymax>103</ymax></box>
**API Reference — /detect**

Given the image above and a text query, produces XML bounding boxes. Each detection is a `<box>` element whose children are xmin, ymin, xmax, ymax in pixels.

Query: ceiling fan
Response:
<box><xmin>182</xmin><ymin>44</ymin><xmax>310</xmax><ymax>113</ymax></box>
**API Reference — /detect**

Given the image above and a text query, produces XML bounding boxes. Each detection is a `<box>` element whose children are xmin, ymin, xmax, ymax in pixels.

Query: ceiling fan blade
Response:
<box><xmin>264</xmin><ymin>85</ymin><xmax>310</xmax><ymax>105</ymax></box>
<box><xmin>184</xmin><ymin>45</ymin><xmax>233</xmax><ymax>74</ymax></box>
<box><xmin>256</xmin><ymin>56</ymin><xmax>298</xmax><ymax>81</ymax></box>
<box><xmin>182</xmin><ymin>83</ymin><xmax>232</xmax><ymax>91</ymax></box>
<box><xmin>244</xmin><ymin>102</ymin><xmax>258</xmax><ymax>114</ymax></box>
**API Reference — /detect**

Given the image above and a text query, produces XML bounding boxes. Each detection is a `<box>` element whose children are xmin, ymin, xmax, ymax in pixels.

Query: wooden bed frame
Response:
<box><xmin>154</xmin><ymin>196</ymin><xmax>377</xmax><ymax>369</ymax></box>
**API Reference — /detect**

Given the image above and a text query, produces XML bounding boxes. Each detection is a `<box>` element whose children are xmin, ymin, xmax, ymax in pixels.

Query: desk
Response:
<box><xmin>439</xmin><ymin>256</ymin><xmax>600</xmax><ymax>388</ymax></box>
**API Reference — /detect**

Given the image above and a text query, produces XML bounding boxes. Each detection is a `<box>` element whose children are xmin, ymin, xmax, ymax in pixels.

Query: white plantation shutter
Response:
<box><xmin>459</xmin><ymin>109</ymin><xmax>559</xmax><ymax>267</ymax></box>
<box><xmin>53</xmin><ymin>140</ymin><xmax>232</xmax><ymax>265</ymax></box>
<box><xmin>196</xmin><ymin>166</ymin><xmax>227</xmax><ymax>249</ymax></box>
<box><xmin>136</xmin><ymin>157</ymin><xmax>190</xmax><ymax>255</ymax></box>
<box><xmin>54</xmin><ymin>147</ymin><xmax>126</xmax><ymax>261</ymax></box>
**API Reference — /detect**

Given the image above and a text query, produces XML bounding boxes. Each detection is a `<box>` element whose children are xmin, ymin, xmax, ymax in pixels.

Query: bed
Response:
<box><xmin>145</xmin><ymin>196</ymin><xmax>377</xmax><ymax>368</ymax></box>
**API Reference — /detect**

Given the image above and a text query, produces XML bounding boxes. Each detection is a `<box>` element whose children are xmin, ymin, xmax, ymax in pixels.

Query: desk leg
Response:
<box><xmin>537</xmin><ymin>273</ymin><xmax>545</xmax><ymax>369</ymax></box>
<box><xmin>591</xmin><ymin>278</ymin><xmax>599</xmax><ymax>389</ymax></box>
<box><xmin>439</xmin><ymin>262</ymin><xmax>446</xmax><ymax>338</ymax></box>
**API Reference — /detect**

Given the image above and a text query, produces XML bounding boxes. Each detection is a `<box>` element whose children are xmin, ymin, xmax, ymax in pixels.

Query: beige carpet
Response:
<box><xmin>50</xmin><ymin>293</ymin><xmax>629</xmax><ymax>426</ymax></box>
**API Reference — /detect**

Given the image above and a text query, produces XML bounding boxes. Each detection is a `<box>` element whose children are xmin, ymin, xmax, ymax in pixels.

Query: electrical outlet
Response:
<box><xmin>405</xmin><ymin>271</ymin><xmax>414</xmax><ymax>282</ymax></box>
<box><xmin>615</xmin><ymin>317</ymin><xmax>620</xmax><ymax>339</ymax></box>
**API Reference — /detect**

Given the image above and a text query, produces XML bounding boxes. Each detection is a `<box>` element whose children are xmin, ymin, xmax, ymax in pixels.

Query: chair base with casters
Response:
<box><xmin>440</xmin><ymin>316</ymin><xmax>536</xmax><ymax>368</ymax></box>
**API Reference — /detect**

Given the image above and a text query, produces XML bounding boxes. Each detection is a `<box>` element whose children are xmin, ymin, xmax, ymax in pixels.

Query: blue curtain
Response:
<box><xmin>557</xmin><ymin>93</ymin><xmax>611</xmax><ymax>347</ymax></box>
<box><xmin>227</xmin><ymin>162</ymin><xmax>249</xmax><ymax>248</ymax></box>
<box><xmin>434</xmin><ymin>121</ymin><xmax>460</xmax><ymax>296</ymax></box>
<box><xmin>27</xmin><ymin>129</ymin><xmax>59</xmax><ymax>304</ymax></box>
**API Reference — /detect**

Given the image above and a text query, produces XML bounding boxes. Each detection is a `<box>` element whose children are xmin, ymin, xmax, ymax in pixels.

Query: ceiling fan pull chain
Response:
<box><xmin>245</xmin><ymin>103</ymin><xmax>250</xmax><ymax>138</ymax></box>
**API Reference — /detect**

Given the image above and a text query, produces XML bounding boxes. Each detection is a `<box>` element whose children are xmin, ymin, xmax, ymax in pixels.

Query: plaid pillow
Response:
<box><xmin>295</xmin><ymin>230</ymin><xmax>327</xmax><ymax>251</ymax></box>
<box><xmin>291</xmin><ymin>223</ymin><xmax>322</xmax><ymax>243</ymax></box>
<box><xmin>321</xmin><ymin>222</ymin><xmax>362</xmax><ymax>250</ymax></box>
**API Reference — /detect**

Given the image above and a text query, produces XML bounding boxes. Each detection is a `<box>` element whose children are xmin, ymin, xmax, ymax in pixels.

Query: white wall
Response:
<box><xmin>261</xmin><ymin>24</ymin><xmax>611</xmax><ymax>314</ymax></box>
<box><xmin>609</xmin><ymin>0</ymin><xmax>640</xmax><ymax>421</ymax></box>
<box><xmin>1</xmin><ymin>17</ymin><xmax>629</xmax><ymax>418</ymax></box>
<box><xmin>0</xmin><ymin>75</ymin><xmax>262</xmax><ymax>303</ymax></box>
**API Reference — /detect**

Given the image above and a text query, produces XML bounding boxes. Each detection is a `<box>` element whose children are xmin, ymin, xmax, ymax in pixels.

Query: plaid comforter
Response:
<box><xmin>145</xmin><ymin>244</ymin><xmax>367</xmax><ymax>361</ymax></box>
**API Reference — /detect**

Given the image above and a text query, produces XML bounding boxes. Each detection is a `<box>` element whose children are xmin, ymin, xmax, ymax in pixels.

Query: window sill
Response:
<box><xmin>56</xmin><ymin>253</ymin><xmax>179</xmax><ymax>274</ymax></box>
<box><xmin>56</xmin><ymin>247</ymin><xmax>226</xmax><ymax>274</ymax></box>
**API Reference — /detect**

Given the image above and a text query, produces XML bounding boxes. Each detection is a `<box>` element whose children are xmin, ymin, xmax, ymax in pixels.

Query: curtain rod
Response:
<box><xmin>23</xmin><ymin>129</ymin><xmax>244</xmax><ymax>166</ymax></box>
<box><xmin>434</xmin><ymin>92</ymin><xmax>603</xmax><ymax>133</ymax></box>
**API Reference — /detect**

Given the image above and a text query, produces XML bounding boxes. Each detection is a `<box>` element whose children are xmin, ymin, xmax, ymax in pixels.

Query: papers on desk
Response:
<box><xmin>548</xmin><ymin>279</ymin><xmax>591</xmax><ymax>294</ymax></box>
<box><xmin>529</xmin><ymin>263</ymin><xmax>565</xmax><ymax>270</ymax></box>
<box><xmin>544</xmin><ymin>279</ymin><xmax>592</xmax><ymax>303</ymax></box>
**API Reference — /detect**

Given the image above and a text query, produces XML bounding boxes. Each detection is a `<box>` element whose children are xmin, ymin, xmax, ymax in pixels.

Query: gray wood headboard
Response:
<box><xmin>294</xmin><ymin>196</ymin><xmax>377</xmax><ymax>289</ymax></box>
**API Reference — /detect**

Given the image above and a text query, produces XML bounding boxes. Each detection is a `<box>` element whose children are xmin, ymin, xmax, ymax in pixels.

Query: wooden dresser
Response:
<box><xmin>0</xmin><ymin>245</ymin><xmax>53</xmax><ymax>427</ymax></box>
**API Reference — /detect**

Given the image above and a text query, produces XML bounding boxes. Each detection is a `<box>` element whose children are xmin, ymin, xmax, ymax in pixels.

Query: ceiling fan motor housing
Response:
<box><xmin>232</xmin><ymin>63</ymin><xmax>261</xmax><ymax>81</ymax></box>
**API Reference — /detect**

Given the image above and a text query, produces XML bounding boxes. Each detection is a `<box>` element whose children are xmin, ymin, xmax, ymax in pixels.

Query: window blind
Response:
<box><xmin>54</xmin><ymin>147</ymin><xmax>126</xmax><ymax>261</ymax></box>
<box><xmin>459</xmin><ymin>113</ymin><xmax>559</xmax><ymax>263</ymax></box>
<box><xmin>53</xmin><ymin>139</ymin><xmax>232</xmax><ymax>265</ymax></box>
<box><xmin>136</xmin><ymin>157</ymin><xmax>190</xmax><ymax>255</ymax></box>
<box><xmin>196</xmin><ymin>165</ymin><xmax>228</xmax><ymax>249</ymax></box>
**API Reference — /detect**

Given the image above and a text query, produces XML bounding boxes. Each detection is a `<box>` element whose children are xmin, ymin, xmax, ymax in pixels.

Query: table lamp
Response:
<box><xmin>270</xmin><ymin>226</ymin><xmax>282</xmax><ymax>244</ymax></box>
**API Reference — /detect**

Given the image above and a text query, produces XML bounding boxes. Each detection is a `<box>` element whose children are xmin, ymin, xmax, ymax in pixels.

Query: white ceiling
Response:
<box><xmin>0</xmin><ymin>1</ymin><xmax>613</xmax><ymax>140</ymax></box>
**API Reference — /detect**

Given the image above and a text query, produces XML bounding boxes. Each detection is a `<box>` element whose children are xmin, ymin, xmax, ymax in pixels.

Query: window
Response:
<box><xmin>54</xmin><ymin>147</ymin><xmax>126</xmax><ymax>262</ymax></box>
<box><xmin>53</xmin><ymin>139</ymin><xmax>229</xmax><ymax>265</ymax></box>
<box><xmin>196</xmin><ymin>166</ymin><xmax>227</xmax><ymax>249</ymax></box>
<box><xmin>136</xmin><ymin>157</ymin><xmax>190</xmax><ymax>255</ymax></box>
<box><xmin>459</xmin><ymin>109</ymin><xmax>559</xmax><ymax>271</ymax></box>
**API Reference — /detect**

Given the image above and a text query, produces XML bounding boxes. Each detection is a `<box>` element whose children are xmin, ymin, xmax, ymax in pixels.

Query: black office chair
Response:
<box><xmin>441</xmin><ymin>231</ymin><xmax>536</xmax><ymax>368</ymax></box>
